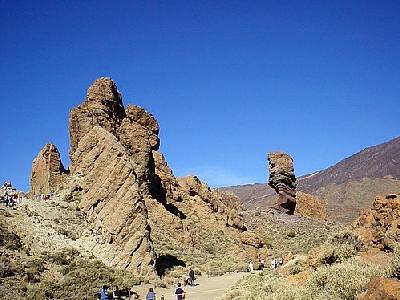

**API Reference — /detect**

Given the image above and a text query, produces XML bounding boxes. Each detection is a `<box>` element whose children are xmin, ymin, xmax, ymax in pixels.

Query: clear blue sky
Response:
<box><xmin>1</xmin><ymin>0</ymin><xmax>399</xmax><ymax>191</ymax></box>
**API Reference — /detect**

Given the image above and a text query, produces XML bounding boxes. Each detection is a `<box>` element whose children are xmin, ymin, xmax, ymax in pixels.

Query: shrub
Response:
<box><xmin>385</xmin><ymin>244</ymin><xmax>400</xmax><ymax>279</ymax></box>
<box><xmin>47</xmin><ymin>248</ymin><xmax>79</xmax><ymax>265</ymax></box>
<box><xmin>287</xmin><ymin>260</ymin><xmax>306</xmax><ymax>275</ymax></box>
<box><xmin>306</xmin><ymin>258</ymin><xmax>380</xmax><ymax>299</ymax></box>
<box><xmin>309</xmin><ymin>229</ymin><xmax>360</xmax><ymax>268</ymax></box>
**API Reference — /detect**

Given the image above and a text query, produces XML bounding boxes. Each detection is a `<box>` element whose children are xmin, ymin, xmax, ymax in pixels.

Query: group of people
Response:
<box><xmin>3</xmin><ymin>181</ymin><xmax>12</xmax><ymax>188</ymax></box>
<box><xmin>247</xmin><ymin>259</ymin><xmax>265</xmax><ymax>272</ymax></box>
<box><xmin>145</xmin><ymin>282</ymin><xmax>185</xmax><ymax>300</ymax></box>
<box><xmin>0</xmin><ymin>193</ymin><xmax>18</xmax><ymax>207</ymax></box>
<box><xmin>99</xmin><ymin>268</ymin><xmax>195</xmax><ymax>300</ymax></box>
<box><xmin>271</xmin><ymin>257</ymin><xmax>284</xmax><ymax>269</ymax></box>
<box><xmin>247</xmin><ymin>257</ymin><xmax>284</xmax><ymax>272</ymax></box>
<box><xmin>98</xmin><ymin>285</ymin><xmax>135</xmax><ymax>300</ymax></box>
<box><xmin>145</xmin><ymin>282</ymin><xmax>186</xmax><ymax>300</ymax></box>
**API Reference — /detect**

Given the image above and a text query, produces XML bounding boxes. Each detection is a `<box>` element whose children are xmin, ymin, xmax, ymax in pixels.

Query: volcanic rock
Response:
<box><xmin>69</xmin><ymin>77</ymin><xmax>125</xmax><ymax>157</ymax></box>
<box><xmin>353</xmin><ymin>194</ymin><xmax>400</xmax><ymax>250</ymax></box>
<box><xmin>117</xmin><ymin>105</ymin><xmax>160</xmax><ymax>192</ymax></box>
<box><xmin>30</xmin><ymin>143</ymin><xmax>67</xmax><ymax>196</ymax></box>
<box><xmin>70</xmin><ymin>126</ymin><xmax>156</xmax><ymax>274</ymax></box>
<box><xmin>177</xmin><ymin>176</ymin><xmax>246</xmax><ymax>230</ymax></box>
<box><xmin>295</xmin><ymin>191</ymin><xmax>328</xmax><ymax>221</ymax></box>
<box><xmin>268</xmin><ymin>152</ymin><xmax>297</xmax><ymax>214</ymax></box>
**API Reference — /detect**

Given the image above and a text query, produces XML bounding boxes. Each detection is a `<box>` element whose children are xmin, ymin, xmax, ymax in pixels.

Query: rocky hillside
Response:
<box><xmin>221</xmin><ymin>192</ymin><xmax>400</xmax><ymax>300</ymax></box>
<box><xmin>222</xmin><ymin>136</ymin><xmax>400</xmax><ymax>223</ymax></box>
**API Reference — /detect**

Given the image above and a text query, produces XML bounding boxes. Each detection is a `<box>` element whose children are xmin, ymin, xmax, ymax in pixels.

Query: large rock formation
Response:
<box><xmin>30</xmin><ymin>77</ymin><xmax>259</xmax><ymax>275</ymax></box>
<box><xmin>353</xmin><ymin>193</ymin><xmax>400</xmax><ymax>250</ymax></box>
<box><xmin>268</xmin><ymin>152</ymin><xmax>297</xmax><ymax>214</ymax></box>
<box><xmin>30</xmin><ymin>143</ymin><xmax>67</xmax><ymax>196</ymax></box>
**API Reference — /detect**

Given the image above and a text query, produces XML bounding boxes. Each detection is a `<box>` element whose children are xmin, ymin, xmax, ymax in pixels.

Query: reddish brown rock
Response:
<box><xmin>268</xmin><ymin>152</ymin><xmax>297</xmax><ymax>214</ymax></box>
<box><xmin>30</xmin><ymin>143</ymin><xmax>67</xmax><ymax>196</ymax></box>
<box><xmin>357</xmin><ymin>277</ymin><xmax>400</xmax><ymax>300</ymax></box>
<box><xmin>295</xmin><ymin>191</ymin><xmax>329</xmax><ymax>220</ymax></box>
<box><xmin>353</xmin><ymin>194</ymin><xmax>400</xmax><ymax>250</ymax></box>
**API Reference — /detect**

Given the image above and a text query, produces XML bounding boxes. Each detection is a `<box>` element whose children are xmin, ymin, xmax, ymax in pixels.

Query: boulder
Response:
<box><xmin>268</xmin><ymin>152</ymin><xmax>297</xmax><ymax>214</ymax></box>
<box><xmin>353</xmin><ymin>194</ymin><xmax>400</xmax><ymax>250</ymax></box>
<box><xmin>30</xmin><ymin>143</ymin><xmax>67</xmax><ymax>196</ymax></box>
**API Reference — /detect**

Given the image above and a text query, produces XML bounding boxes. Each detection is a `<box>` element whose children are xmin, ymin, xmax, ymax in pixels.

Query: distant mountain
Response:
<box><xmin>298</xmin><ymin>136</ymin><xmax>400</xmax><ymax>192</ymax></box>
<box><xmin>222</xmin><ymin>136</ymin><xmax>400</xmax><ymax>223</ymax></box>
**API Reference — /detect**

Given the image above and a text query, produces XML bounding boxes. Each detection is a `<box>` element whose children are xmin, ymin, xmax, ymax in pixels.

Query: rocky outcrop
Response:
<box><xmin>268</xmin><ymin>152</ymin><xmax>297</xmax><ymax>214</ymax></box>
<box><xmin>30</xmin><ymin>144</ymin><xmax>67</xmax><ymax>196</ymax></box>
<box><xmin>357</xmin><ymin>277</ymin><xmax>400</xmax><ymax>300</ymax></box>
<box><xmin>69</xmin><ymin>77</ymin><xmax>125</xmax><ymax>157</ymax></box>
<box><xmin>353</xmin><ymin>194</ymin><xmax>400</xmax><ymax>250</ymax></box>
<box><xmin>178</xmin><ymin>176</ymin><xmax>246</xmax><ymax>231</ymax></box>
<box><xmin>295</xmin><ymin>191</ymin><xmax>328</xmax><ymax>221</ymax></box>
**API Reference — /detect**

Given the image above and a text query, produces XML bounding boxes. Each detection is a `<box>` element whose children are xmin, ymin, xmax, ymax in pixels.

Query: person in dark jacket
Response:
<box><xmin>175</xmin><ymin>283</ymin><xmax>185</xmax><ymax>300</ymax></box>
<box><xmin>188</xmin><ymin>268</ymin><xmax>195</xmax><ymax>286</ymax></box>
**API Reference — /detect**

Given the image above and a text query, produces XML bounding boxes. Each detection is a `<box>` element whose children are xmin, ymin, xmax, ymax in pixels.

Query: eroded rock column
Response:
<box><xmin>268</xmin><ymin>152</ymin><xmax>297</xmax><ymax>214</ymax></box>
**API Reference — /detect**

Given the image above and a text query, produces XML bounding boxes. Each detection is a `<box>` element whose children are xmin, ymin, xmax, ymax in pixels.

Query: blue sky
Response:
<box><xmin>1</xmin><ymin>0</ymin><xmax>399</xmax><ymax>191</ymax></box>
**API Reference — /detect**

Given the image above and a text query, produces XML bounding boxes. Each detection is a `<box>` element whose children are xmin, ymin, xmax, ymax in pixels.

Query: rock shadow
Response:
<box><xmin>155</xmin><ymin>254</ymin><xmax>186</xmax><ymax>277</ymax></box>
<box><xmin>150</xmin><ymin>173</ymin><xmax>186</xmax><ymax>219</ymax></box>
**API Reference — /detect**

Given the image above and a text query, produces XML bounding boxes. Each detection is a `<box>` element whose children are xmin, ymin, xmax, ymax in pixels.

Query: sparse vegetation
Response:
<box><xmin>220</xmin><ymin>228</ymin><xmax>382</xmax><ymax>300</ymax></box>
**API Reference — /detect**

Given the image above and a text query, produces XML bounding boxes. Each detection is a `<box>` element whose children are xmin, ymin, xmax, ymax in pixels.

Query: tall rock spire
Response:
<box><xmin>267</xmin><ymin>151</ymin><xmax>297</xmax><ymax>214</ymax></box>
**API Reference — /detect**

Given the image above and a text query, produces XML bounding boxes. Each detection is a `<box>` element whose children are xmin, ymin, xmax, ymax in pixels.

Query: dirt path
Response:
<box><xmin>137</xmin><ymin>272</ymin><xmax>251</xmax><ymax>300</ymax></box>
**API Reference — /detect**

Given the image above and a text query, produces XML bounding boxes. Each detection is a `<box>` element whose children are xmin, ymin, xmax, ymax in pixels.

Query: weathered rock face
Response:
<box><xmin>268</xmin><ymin>152</ymin><xmax>297</xmax><ymax>214</ymax></box>
<box><xmin>117</xmin><ymin>105</ymin><xmax>160</xmax><ymax>192</ymax></box>
<box><xmin>295</xmin><ymin>191</ymin><xmax>328</xmax><ymax>221</ymax></box>
<box><xmin>30</xmin><ymin>144</ymin><xmax>67</xmax><ymax>196</ymax></box>
<box><xmin>177</xmin><ymin>176</ymin><xmax>246</xmax><ymax>231</ymax></box>
<box><xmin>69</xmin><ymin>77</ymin><xmax>125</xmax><ymax>157</ymax></box>
<box><xmin>70</xmin><ymin>126</ymin><xmax>156</xmax><ymax>274</ymax></box>
<box><xmin>353</xmin><ymin>194</ymin><xmax>400</xmax><ymax>251</ymax></box>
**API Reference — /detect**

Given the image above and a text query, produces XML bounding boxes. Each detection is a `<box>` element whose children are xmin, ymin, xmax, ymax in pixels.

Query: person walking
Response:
<box><xmin>248</xmin><ymin>261</ymin><xmax>254</xmax><ymax>272</ymax></box>
<box><xmin>175</xmin><ymin>282</ymin><xmax>185</xmax><ymax>300</ymax></box>
<box><xmin>146</xmin><ymin>287</ymin><xmax>156</xmax><ymax>300</ymax></box>
<box><xmin>188</xmin><ymin>268</ymin><xmax>195</xmax><ymax>286</ymax></box>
